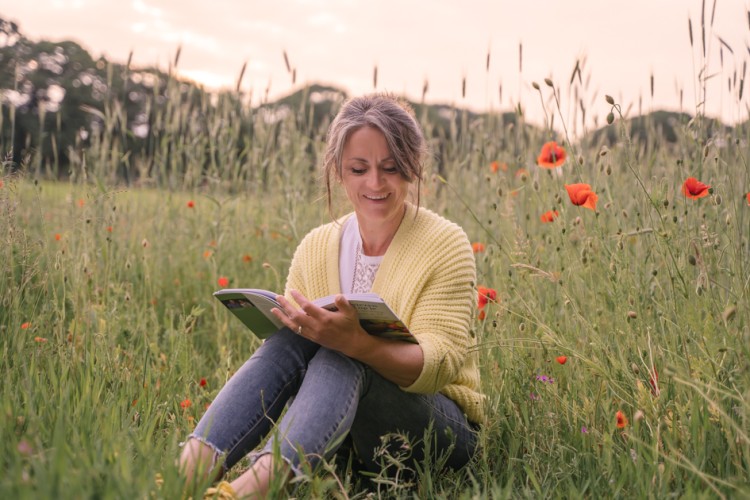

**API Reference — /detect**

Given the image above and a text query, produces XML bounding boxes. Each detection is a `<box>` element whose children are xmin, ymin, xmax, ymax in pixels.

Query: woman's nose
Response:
<box><xmin>366</xmin><ymin>168</ymin><xmax>383</xmax><ymax>187</ymax></box>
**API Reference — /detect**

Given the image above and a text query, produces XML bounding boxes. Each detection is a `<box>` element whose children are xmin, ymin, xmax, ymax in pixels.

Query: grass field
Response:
<box><xmin>2</xmin><ymin>75</ymin><xmax>750</xmax><ymax>498</ymax></box>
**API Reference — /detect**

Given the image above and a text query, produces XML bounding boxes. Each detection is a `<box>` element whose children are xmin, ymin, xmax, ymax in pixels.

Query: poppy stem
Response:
<box><xmin>436</xmin><ymin>175</ymin><xmax>503</xmax><ymax>249</ymax></box>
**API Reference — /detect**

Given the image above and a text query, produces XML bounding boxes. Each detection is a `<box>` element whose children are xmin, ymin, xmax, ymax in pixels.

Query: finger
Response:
<box><xmin>333</xmin><ymin>294</ymin><xmax>356</xmax><ymax>316</ymax></box>
<box><xmin>289</xmin><ymin>290</ymin><xmax>326</xmax><ymax>319</ymax></box>
<box><xmin>269</xmin><ymin>307</ymin><xmax>296</xmax><ymax>329</ymax></box>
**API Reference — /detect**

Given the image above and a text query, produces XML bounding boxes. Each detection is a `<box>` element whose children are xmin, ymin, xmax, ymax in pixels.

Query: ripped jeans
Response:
<box><xmin>188</xmin><ymin>328</ymin><xmax>479</xmax><ymax>478</ymax></box>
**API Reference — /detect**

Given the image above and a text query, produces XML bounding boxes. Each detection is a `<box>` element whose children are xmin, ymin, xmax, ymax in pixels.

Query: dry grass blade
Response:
<box><xmin>510</xmin><ymin>263</ymin><xmax>559</xmax><ymax>283</ymax></box>
<box><xmin>716</xmin><ymin>36</ymin><xmax>734</xmax><ymax>54</ymax></box>
<box><xmin>235</xmin><ymin>61</ymin><xmax>247</xmax><ymax>93</ymax></box>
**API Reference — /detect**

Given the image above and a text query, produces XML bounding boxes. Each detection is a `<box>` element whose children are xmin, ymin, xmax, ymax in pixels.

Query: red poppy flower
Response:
<box><xmin>515</xmin><ymin>168</ymin><xmax>528</xmax><ymax>179</ymax></box>
<box><xmin>540</xmin><ymin>210</ymin><xmax>559</xmax><ymax>223</ymax></box>
<box><xmin>180</xmin><ymin>398</ymin><xmax>192</xmax><ymax>409</ymax></box>
<box><xmin>187</xmin><ymin>200</ymin><xmax>195</xmax><ymax>208</ymax></box>
<box><xmin>217</xmin><ymin>276</ymin><xmax>229</xmax><ymax>287</ymax></box>
<box><xmin>34</xmin><ymin>336</ymin><xmax>47</xmax><ymax>343</ymax></box>
<box><xmin>21</xmin><ymin>322</ymin><xmax>31</xmax><ymax>330</ymax></box>
<box><xmin>106</xmin><ymin>226</ymin><xmax>113</xmax><ymax>233</ymax></box>
<box><xmin>682</xmin><ymin>177</ymin><xmax>710</xmax><ymax>199</ymax></box>
<box><xmin>0</xmin><ymin>179</ymin><xmax>4</xmax><ymax>188</ymax></box>
<box><xmin>537</xmin><ymin>141</ymin><xmax>566</xmax><ymax>168</ymax></box>
<box><xmin>565</xmin><ymin>183</ymin><xmax>598</xmax><ymax>211</ymax></box>
<box><xmin>77</xmin><ymin>199</ymin><xmax>85</xmax><ymax>207</ymax></box>
<box><xmin>745</xmin><ymin>192</ymin><xmax>750</xmax><ymax>205</ymax></box>
<box><xmin>199</xmin><ymin>378</ymin><xmax>207</xmax><ymax>387</ymax></box>
<box><xmin>242</xmin><ymin>254</ymin><xmax>252</xmax><ymax>263</ymax></box>
<box><xmin>54</xmin><ymin>233</ymin><xmax>61</xmax><ymax>241</ymax></box>
<box><xmin>556</xmin><ymin>356</ymin><xmax>567</xmax><ymax>365</ymax></box>
<box><xmin>477</xmin><ymin>286</ymin><xmax>497</xmax><ymax>308</ymax></box>
<box><xmin>471</xmin><ymin>242</ymin><xmax>486</xmax><ymax>253</ymax></box>
<box><xmin>490</xmin><ymin>161</ymin><xmax>507</xmax><ymax>173</ymax></box>
<box><xmin>616</xmin><ymin>410</ymin><xmax>628</xmax><ymax>429</ymax></box>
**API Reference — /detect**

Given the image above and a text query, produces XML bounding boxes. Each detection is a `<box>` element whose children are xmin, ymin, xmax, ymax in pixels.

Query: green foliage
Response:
<box><xmin>2</xmin><ymin>17</ymin><xmax>750</xmax><ymax>500</ymax></box>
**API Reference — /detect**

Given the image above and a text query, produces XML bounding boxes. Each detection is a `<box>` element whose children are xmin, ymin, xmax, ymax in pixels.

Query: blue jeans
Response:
<box><xmin>189</xmin><ymin>328</ymin><xmax>479</xmax><ymax>478</ymax></box>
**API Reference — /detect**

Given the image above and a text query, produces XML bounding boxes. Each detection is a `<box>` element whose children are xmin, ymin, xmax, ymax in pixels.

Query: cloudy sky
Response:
<box><xmin>1</xmin><ymin>0</ymin><xmax>747</xmax><ymax>130</ymax></box>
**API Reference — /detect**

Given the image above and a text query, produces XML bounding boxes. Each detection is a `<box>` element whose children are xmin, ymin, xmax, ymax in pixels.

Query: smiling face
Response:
<box><xmin>340</xmin><ymin>126</ymin><xmax>411</xmax><ymax>228</ymax></box>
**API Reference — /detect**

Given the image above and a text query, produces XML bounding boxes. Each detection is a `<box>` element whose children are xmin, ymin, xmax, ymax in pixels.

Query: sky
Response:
<box><xmin>1</xmin><ymin>0</ymin><xmax>748</xmax><ymax>131</ymax></box>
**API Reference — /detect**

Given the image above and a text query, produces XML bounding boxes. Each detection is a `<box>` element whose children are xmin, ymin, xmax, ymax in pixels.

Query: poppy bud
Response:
<box><xmin>703</xmin><ymin>145</ymin><xmax>709</xmax><ymax>158</ymax></box>
<box><xmin>496</xmin><ymin>187</ymin><xmax>503</xmax><ymax>197</ymax></box>
<box><xmin>722</xmin><ymin>305</ymin><xmax>737</xmax><ymax>322</ymax></box>
<box><xmin>688</xmin><ymin>255</ymin><xmax>696</xmax><ymax>265</ymax></box>
<box><xmin>606</xmin><ymin>112</ymin><xmax>615</xmax><ymax>124</ymax></box>
<box><xmin>532</xmin><ymin>81</ymin><xmax>540</xmax><ymax>90</ymax></box>
<box><xmin>533</xmin><ymin>180</ymin><xmax>540</xmax><ymax>191</ymax></box>
<box><xmin>631</xmin><ymin>363</ymin><xmax>639</xmax><ymax>374</ymax></box>
<box><xmin>605</xmin><ymin>95</ymin><xmax>615</xmax><ymax>105</ymax></box>
<box><xmin>599</xmin><ymin>146</ymin><xmax>609</xmax><ymax>156</ymax></box>
<box><xmin>544</xmin><ymin>78</ymin><xmax>553</xmax><ymax>87</ymax></box>
<box><xmin>627</xmin><ymin>310</ymin><xmax>637</xmax><ymax>319</ymax></box>
<box><xmin>713</xmin><ymin>194</ymin><xmax>722</xmax><ymax>205</ymax></box>
<box><xmin>578</xmin><ymin>155</ymin><xmax>584</xmax><ymax>165</ymax></box>
<box><xmin>606</xmin><ymin>165</ymin><xmax>612</xmax><ymax>175</ymax></box>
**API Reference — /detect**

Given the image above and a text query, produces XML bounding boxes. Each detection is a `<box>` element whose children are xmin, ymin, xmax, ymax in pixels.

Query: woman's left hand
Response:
<box><xmin>271</xmin><ymin>290</ymin><xmax>367</xmax><ymax>355</ymax></box>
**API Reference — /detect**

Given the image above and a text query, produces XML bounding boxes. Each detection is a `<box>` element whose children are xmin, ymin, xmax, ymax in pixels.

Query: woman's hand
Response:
<box><xmin>270</xmin><ymin>290</ymin><xmax>425</xmax><ymax>387</ymax></box>
<box><xmin>271</xmin><ymin>290</ymin><xmax>368</xmax><ymax>354</ymax></box>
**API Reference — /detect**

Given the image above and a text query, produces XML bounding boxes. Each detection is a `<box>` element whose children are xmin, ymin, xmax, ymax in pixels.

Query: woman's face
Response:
<box><xmin>340</xmin><ymin>126</ymin><xmax>410</xmax><ymax>227</ymax></box>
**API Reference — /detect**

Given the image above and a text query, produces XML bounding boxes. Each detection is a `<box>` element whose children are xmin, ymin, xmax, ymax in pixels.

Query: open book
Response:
<box><xmin>214</xmin><ymin>288</ymin><xmax>416</xmax><ymax>343</ymax></box>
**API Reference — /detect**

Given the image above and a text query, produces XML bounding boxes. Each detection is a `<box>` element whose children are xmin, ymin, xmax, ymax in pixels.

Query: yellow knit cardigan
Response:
<box><xmin>284</xmin><ymin>203</ymin><xmax>485</xmax><ymax>424</ymax></box>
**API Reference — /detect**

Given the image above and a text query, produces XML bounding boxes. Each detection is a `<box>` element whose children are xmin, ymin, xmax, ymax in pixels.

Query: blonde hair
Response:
<box><xmin>323</xmin><ymin>93</ymin><xmax>427</xmax><ymax>216</ymax></box>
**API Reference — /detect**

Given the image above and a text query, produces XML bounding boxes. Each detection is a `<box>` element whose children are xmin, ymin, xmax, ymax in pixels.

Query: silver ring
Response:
<box><xmin>297</xmin><ymin>325</ymin><xmax>303</xmax><ymax>335</ymax></box>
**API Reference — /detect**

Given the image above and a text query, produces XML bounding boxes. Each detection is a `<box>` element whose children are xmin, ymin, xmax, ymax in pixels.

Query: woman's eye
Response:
<box><xmin>383</xmin><ymin>166</ymin><xmax>399</xmax><ymax>174</ymax></box>
<box><xmin>351</xmin><ymin>168</ymin><xmax>366</xmax><ymax>175</ymax></box>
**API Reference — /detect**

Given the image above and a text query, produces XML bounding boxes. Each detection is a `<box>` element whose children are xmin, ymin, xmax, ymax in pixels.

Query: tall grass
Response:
<box><xmin>2</xmin><ymin>27</ymin><xmax>750</xmax><ymax>499</ymax></box>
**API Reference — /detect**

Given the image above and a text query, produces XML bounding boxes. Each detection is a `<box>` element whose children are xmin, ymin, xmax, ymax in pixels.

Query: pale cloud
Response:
<box><xmin>50</xmin><ymin>0</ymin><xmax>86</xmax><ymax>8</ymax></box>
<box><xmin>161</xmin><ymin>30</ymin><xmax>222</xmax><ymax>55</ymax></box>
<box><xmin>307</xmin><ymin>12</ymin><xmax>346</xmax><ymax>33</ymax></box>
<box><xmin>131</xmin><ymin>0</ymin><xmax>162</xmax><ymax>18</ymax></box>
<box><xmin>130</xmin><ymin>22</ymin><xmax>147</xmax><ymax>34</ymax></box>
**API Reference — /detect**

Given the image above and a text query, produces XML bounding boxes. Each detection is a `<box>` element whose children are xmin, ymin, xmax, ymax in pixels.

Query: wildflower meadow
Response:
<box><xmin>2</xmin><ymin>36</ymin><xmax>750</xmax><ymax>500</ymax></box>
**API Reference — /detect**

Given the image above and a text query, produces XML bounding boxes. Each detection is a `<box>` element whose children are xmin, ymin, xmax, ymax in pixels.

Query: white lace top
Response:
<box><xmin>339</xmin><ymin>216</ymin><xmax>383</xmax><ymax>294</ymax></box>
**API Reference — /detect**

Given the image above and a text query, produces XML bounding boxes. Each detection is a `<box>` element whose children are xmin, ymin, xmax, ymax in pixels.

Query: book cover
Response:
<box><xmin>214</xmin><ymin>289</ymin><xmax>415</xmax><ymax>343</ymax></box>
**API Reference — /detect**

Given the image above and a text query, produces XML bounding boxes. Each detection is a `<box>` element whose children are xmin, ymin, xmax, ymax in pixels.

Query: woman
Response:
<box><xmin>180</xmin><ymin>94</ymin><xmax>484</xmax><ymax>498</ymax></box>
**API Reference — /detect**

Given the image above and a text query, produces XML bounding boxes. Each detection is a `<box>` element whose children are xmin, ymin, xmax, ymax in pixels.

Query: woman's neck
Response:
<box><xmin>356</xmin><ymin>204</ymin><xmax>406</xmax><ymax>256</ymax></box>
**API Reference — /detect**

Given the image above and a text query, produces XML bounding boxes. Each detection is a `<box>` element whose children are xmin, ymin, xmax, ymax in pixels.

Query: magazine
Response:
<box><xmin>213</xmin><ymin>288</ymin><xmax>416</xmax><ymax>343</ymax></box>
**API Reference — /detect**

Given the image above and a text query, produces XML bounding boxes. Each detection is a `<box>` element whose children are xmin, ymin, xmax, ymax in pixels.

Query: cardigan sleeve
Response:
<box><xmin>400</xmin><ymin>222</ymin><xmax>476</xmax><ymax>394</ymax></box>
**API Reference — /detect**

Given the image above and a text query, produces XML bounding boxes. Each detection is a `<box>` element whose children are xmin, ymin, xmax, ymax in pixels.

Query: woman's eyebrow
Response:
<box><xmin>344</xmin><ymin>156</ymin><xmax>395</xmax><ymax>165</ymax></box>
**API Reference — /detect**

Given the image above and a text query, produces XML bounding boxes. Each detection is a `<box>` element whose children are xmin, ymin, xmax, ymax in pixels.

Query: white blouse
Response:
<box><xmin>339</xmin><ymin>216</ymin><xmax>383</xmax><ymax>294</ymax></box>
